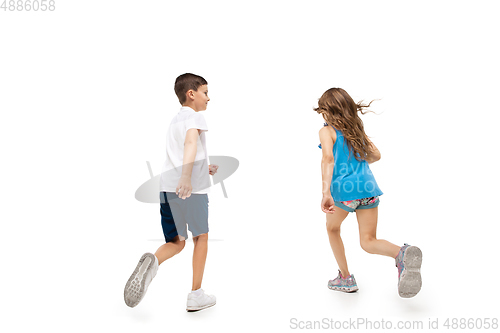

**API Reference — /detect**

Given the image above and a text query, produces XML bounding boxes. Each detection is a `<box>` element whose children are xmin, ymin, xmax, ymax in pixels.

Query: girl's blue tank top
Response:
<box><xmin>319</xmin><ymin>125</ymin><xmax>383</xmax><ymax>202</ymax></box>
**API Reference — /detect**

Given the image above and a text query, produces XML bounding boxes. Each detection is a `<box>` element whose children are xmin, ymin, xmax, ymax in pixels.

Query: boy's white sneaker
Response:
<box><xmin>124</xmin><ymin>253</ymin><xmax>158</xmax><ymax>307</ymax></box>
<box><xmin>186</xmin><ymin>289</ymin><xmax>216</xmax><ymax>312</ymax></box>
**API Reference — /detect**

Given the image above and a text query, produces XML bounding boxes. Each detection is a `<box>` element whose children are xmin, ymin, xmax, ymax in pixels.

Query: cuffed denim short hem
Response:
<box><xmin>334</xmin><ymin>196</ymin><xmax>380</xmax><ymax>213</ymax></box>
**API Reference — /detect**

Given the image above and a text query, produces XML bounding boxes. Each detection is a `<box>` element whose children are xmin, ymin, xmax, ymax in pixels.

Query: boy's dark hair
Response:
<box><xmin>174</xmin><ymin>73</ymin><xmax>208</xmax><ymax>104</ymax></box>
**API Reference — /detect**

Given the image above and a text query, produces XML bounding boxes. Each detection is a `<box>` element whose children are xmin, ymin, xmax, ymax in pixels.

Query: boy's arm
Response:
<box><xmin>176</xmin><ymin>129</ymin><xmax>200</xmax><ymax>199</ymax></box>
<box><xmin>319</xmin><ymin>127</ymin><xmax>335</xmax><ymax>213</ymax></box>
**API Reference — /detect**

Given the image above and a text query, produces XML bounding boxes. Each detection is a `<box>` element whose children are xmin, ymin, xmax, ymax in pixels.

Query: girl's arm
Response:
<box><xmin>319</xmin><ymin>127</ymin><xmax>336</xmax><ymax>213</ymax></box>
<box><xmin>319</xmin><ymin>127</ymin><xmax>335</xmax><ymax>195</ymax></box>
<box><xmin>365</xmin><ymin>139</ymin><xmax>381</xmax><ymax>164</ymax></box>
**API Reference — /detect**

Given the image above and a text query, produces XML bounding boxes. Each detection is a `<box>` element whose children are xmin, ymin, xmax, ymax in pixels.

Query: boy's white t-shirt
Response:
<box><xmin>159</xmin><ymin>106</ymin><xmax>210</xmax><ymax>194</ymax></box>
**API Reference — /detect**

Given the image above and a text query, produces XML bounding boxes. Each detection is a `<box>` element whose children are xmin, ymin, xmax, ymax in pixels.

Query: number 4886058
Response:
<box><xmin>1</xmin><ymin>0</ymin><xmax>56</xmax><ymax>11</ymax></box>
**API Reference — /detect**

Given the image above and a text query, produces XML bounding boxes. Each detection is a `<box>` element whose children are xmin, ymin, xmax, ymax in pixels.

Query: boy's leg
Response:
<box><xmin>326</xmin><ymin>206</ymin><xmax>350</xmax><ymax>278</ymax></box>
<box><xmin>355</xmin><ymin>207</ymin><xmax>400</xmax><ymax>258</ymax></box>
<box><xmin>187</xmin><ymin>232</ymin><xmax>215</xmax><ymax>312</ymax></box>
<box><xmin>184</xmin><ymin>195</ymin><xmax>215</xmax><ymax>311</ymax></box>
<box><xmin>155</xmin><ymin>235</ymin><xmax>186</xmax><ymax>265</ymax></box>
<box><xmin>159</xmin><ymin>192</ymin><xmax>188</xmax><ymax>264</ymax></box>
<box><xmin>191</xmin><ymin>233</ymin><xmax>208</xmax><ymax>291</ymax></box>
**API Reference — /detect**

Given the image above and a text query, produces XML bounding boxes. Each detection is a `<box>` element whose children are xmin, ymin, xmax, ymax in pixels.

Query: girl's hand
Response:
<box><xmin>321</xmin><ymin>195</ymin><xmax>336</xmax><ymax>214</ymax></box>
<box><xmin>209</xmin><ymin>164</ymin><xmax>219</xmax><ymax>175</ymax></box>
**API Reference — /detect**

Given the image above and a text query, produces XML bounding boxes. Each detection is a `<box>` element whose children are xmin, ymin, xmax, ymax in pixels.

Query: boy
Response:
<box><xmin>124</xmin><ymin>73</ymin><xmax>218</xmax><ymax>312</ymax></box>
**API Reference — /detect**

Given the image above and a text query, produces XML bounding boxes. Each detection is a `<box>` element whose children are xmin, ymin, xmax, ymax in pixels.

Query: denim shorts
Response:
<box><xmin>160</xmin><ymin>192</ymin><xmax>209</xmax><ymax>243</ymax></box>
<box><xmin>334</xmin><ymin>196</ymin><xmax>380</xmax><ymax>213</ymax></box>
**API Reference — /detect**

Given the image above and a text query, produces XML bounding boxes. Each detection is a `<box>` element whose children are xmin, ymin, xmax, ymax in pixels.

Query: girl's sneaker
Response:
<box><xmin>186</xmin><ymin>289</ymin><xmax>216</xmax><ymax>312</ymax></box>
<box><xmin>395</xmin><ymin>243</ymin><xmax>422</xmax><ymax>298</ymax></box>
<box><xmin>124</xmin><ymin>252</ymin><xmax>159</xmax><ymax>307</ymax></box>
<box><xmin>328</xmin><ymin>270</ymin><xmax>359</xmax><ymax>292</ymax></box>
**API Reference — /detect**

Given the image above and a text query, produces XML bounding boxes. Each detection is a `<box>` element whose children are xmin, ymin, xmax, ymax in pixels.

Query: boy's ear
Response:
<box><xmin>186</xmin><ymin>89</ymin><xmax>195</xmax><ymax>100</ymax></box>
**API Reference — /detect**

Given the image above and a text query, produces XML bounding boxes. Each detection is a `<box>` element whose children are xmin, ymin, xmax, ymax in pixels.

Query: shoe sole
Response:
<box><xmin>124</xmin><ymin>253</ymin><xmax>155</xmax><ymax>307</ymax></box>
<box><xmin>186</xmin><ymin>301</ymin><xmax>216</xmax><ymax>312</ymax></box>
<box><xmin>398</xmin><ymin>246</ymin><xmax>422</xmax><ymax>298</ymax></box>
<box><xmin>328</xmin><ymin>285</ymin><xmax>359</xmax><ymax>293</ymax></box>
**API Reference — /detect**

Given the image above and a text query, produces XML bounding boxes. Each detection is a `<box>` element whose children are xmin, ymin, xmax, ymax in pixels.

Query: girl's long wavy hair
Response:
<box><xmin>314</xmin><ymin>88</ymin><xmax>377</xmax><ymax>161</ymax></box>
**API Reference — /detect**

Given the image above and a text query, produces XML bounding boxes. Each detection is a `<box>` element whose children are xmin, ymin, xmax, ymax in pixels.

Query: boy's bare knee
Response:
<box><xmin>174</xmin><ymin>239</ymin><xmax>186</xmax><ymax>252</ymax></box>
<box><xmin>193</xmin><ymin>233</ymin><xmax>208</xmax><ymax>243</ymax></box>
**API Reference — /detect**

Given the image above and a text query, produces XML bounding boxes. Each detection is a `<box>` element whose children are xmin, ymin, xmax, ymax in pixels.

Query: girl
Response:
<box><xmin>316</xmin><ymin>88</ymin><xmax>422</xmax><ymax>298</ymax></box>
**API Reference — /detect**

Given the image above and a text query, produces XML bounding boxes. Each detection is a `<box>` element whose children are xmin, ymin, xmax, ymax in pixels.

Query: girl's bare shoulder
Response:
<box><xmin>319</xmin><ymin>125</ymin><xmax>337</xmax><ymax>142</ymax></box>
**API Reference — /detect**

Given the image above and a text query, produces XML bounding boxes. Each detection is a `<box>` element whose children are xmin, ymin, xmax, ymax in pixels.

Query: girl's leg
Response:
<box><xmin>355</xmin><ymin>207</ymin><xmax>400</xmax><ymax>258</ymax></box>
<box><xmin>154</xmin><ymin>235</ymin><xmax>186</xmax><ymax>265</ymax></box>
<box><xmin>192</xmin><ymin>233</ymin><xmax>208</xmax><ymax>291</ymax></box>
<box><xmin>326</xmin><ymin>206</ymin><xmax>350</xmax><ymax>278</ymax></box>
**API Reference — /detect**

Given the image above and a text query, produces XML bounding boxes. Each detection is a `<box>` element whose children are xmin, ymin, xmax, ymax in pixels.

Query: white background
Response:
<box><xmin>1</xmin><ymin>1</ymin><xmax>499</xmax><ymax>332</ymax></box>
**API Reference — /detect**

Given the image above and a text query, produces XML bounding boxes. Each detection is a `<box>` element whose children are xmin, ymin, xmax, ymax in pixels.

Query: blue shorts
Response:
<box><xmin>160</xmin><ymin>192</ymin><xmax>209</xmax><ymax>243</ymax></box>
<box><xmin>334</xmin><ymin>196</ymin><xmax>380</xmax><ymax>213</ymax></box>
